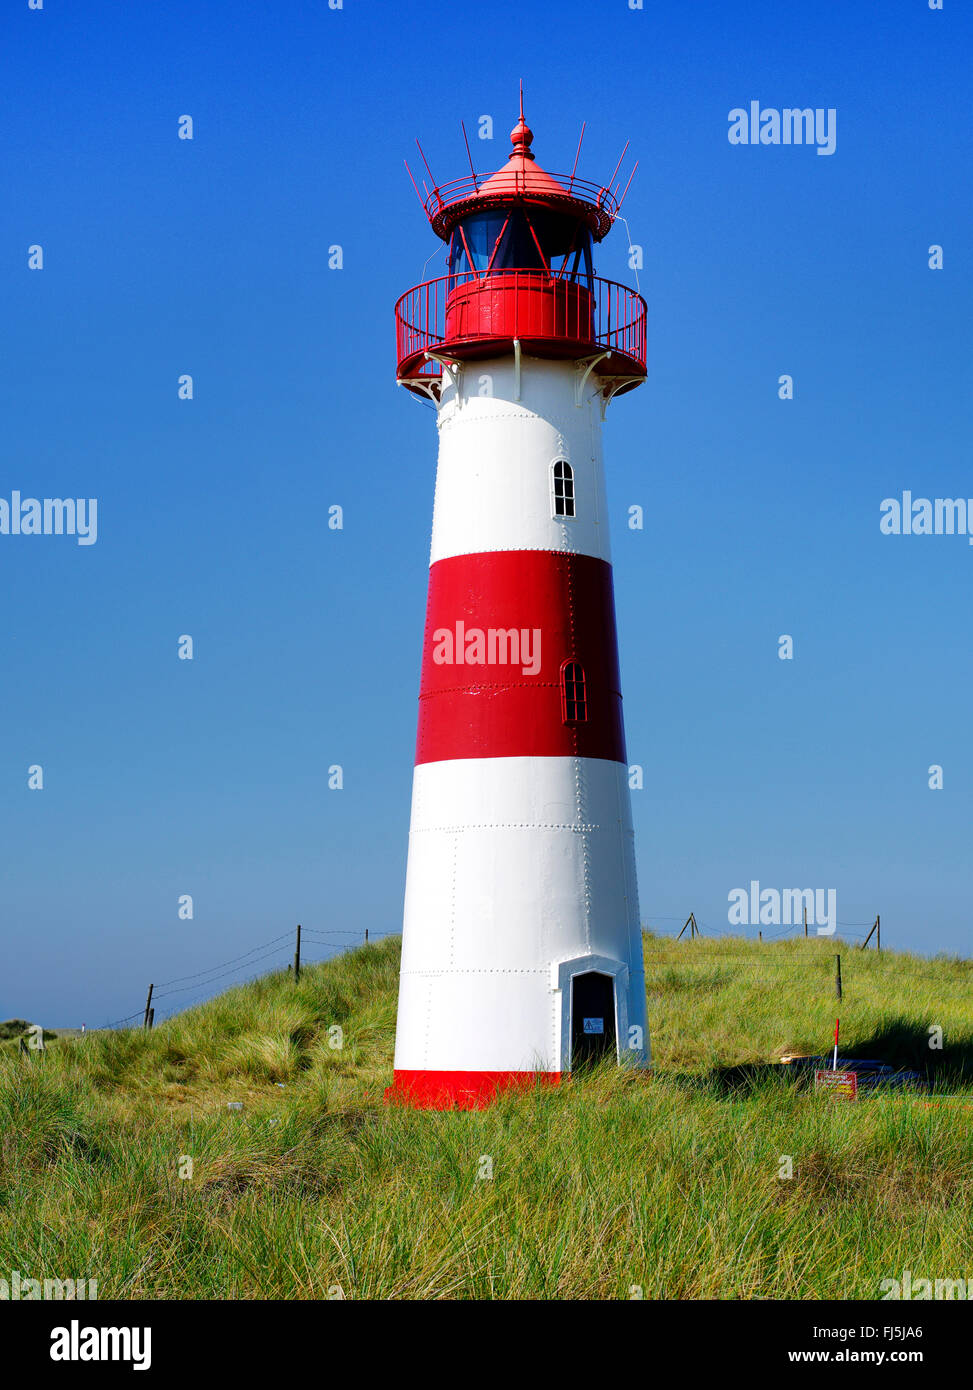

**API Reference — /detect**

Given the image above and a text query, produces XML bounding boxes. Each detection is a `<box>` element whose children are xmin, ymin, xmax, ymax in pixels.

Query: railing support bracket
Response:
<box><xmin>575</xmin><ymin>351</ymin><xmax>610</xmax><ymax>407</ymax></box>
<box><xmin>424</xmin><ymin>351</ymin><xmax>459</xmax><ymax>399</ymax></box>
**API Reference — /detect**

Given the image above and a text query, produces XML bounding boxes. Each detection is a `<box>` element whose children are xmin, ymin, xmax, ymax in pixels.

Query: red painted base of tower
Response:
<box><xmin>385</xmin><ymin>1069</ymin><xmax>562</xmax><ymax>1111</ymax></box>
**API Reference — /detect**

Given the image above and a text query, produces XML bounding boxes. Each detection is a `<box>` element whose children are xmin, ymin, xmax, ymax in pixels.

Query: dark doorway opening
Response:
<box><xmin>570</xmin><ymin>971</ymin><xmax>617</xmax><ymax>1071</ymax></box>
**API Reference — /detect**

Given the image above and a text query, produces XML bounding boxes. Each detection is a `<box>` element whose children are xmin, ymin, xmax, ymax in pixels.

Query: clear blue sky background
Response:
<box><xmin>2</xmin><ymin>0</ymin><xmax>970</xmax><ymax>1026</ymax></box>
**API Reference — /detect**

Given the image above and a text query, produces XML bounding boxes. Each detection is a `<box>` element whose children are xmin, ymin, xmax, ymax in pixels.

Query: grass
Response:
<box><xmin>1</xmin><ymin>932</ymin><xmax>971</xmax><ymax>1299</ymax></box>
<box><xmin>0</xmin><ymin>1019</ymin><xmax>57</xmax><ymax>1042</ymax></box>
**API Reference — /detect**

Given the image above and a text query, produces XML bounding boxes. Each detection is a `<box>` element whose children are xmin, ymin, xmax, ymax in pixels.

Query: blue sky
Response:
<box><xmin>2</xmin><ymin>0</ymin><xmax>970</xmax><ymax>1025</ymax></box>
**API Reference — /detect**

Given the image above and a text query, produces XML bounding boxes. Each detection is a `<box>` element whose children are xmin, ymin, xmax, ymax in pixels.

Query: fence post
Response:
<box><xmin>876</xmin><ymin>914</ymin><xmax>881</xmax><ymax>951</ymax></box>
<box><xmin>677</xmin><ymin>914</ymin><xmax>694</xmax><ymax>941</ymax></box>
<box><xmin>294</xmin><ymin>924</ymin><xmax>302</xmax><ymax>983</ymax></box>
<box><xmin>835</xmin><ymin>954</ymin><xmax>842</xmax><ymax>1001</ymax></box>
<box><xmin>804</xmin><ymin>906</ymin><xmax>808</xmax><ymax>938</ymax></box>
<box><xmin>143</xmin><ymin>983</ymin><xmax>154</xmax><ymax>1029</ymax></box>
<box><xmin>148</xmin><ymin>1008</ymin><xmax>155</xmax><ymax>1030</ymax></box>
<box><xmin>365</xmin><ymin>928</ymin><xmax>369</xmax><ymax>944</ymax></box>
<box><xmin>861</xmin><ymin>916</ymin><xmax>879</xmax><ymax>950</ymax></box>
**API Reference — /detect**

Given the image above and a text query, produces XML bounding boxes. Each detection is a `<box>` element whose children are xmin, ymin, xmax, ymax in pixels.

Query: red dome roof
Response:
<box><xmin>421</xmin><ymin>105</ymin><xmax>619</xmax><ymax>243</ymax></box>
<box><xmin>472</xmin><ymin>116</ymin><xmax>573</xmax><ymax>201</ymax></box>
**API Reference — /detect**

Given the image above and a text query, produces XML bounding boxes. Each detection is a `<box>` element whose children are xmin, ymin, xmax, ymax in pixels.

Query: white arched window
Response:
<box><xmin>551</xmin><ymin>459</ymin><xmax>576</xmax><ymax>519</ymax></box>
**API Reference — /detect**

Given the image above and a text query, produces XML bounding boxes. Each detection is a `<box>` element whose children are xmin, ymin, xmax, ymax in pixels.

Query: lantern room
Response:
<box><xmin>395</xmin><ymin>105</ymin><xmax>647</xmax><ymax>402</ymax></box>
<box><xmin>447</xmin><ymin>204</ymin><xmax>594</xmax><ymax>287</ymax></box>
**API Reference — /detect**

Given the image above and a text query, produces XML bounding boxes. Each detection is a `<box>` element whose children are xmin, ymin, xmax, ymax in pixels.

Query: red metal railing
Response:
<box><xmin>395</xmin><ymin>271</ymin><xmax>646</xmax><ymax>384</ymax></box>
<box><xmin>423</xmin><ymin>171</ymin><xmax>619</xmax><ymax>234</ymax></box>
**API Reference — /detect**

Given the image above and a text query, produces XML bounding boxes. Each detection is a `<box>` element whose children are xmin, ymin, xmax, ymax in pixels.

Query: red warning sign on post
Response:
<box><xmin>815</xmin><ymin>1069</ymin><xmax>858</xmax><ymax>1100</ymax></box>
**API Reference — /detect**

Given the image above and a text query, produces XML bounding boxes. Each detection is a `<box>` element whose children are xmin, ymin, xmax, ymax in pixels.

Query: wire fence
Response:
<box><xmin>642</xmin><ymin>913</ymin><xmax>971</xmax><ymax>982</ymax></box>
<box><xmin>99</xmin><ymin>927</ymin><xmax>398</xmax><ymax>1031</ymax></box>
<box><xmin>87</xmin><ymin>908</ymin><xmax>966</xmax><ymax>1033</ymax></box>
<box><xmin>645</xmin><ymin>914</ymin><xmax>873</xmax><ymax>939</ymax></box>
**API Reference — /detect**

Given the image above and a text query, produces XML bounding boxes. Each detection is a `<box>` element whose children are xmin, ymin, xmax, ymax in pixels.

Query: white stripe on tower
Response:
<box><xmin>429</xmin><ymin>360</ymin><xmax>611</xmax><ymax>565</ymax></box>
<box><xmin>398</xmin><ymin>754</ymin><xmax>645</xmax><ymax>1069</ymax></box>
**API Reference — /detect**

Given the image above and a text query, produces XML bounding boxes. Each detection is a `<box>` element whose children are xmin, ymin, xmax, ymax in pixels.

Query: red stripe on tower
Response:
<box><xmin>417</xmin><ymin>550</ymin><xmax>626</xmax><ymax>765</ymax></box>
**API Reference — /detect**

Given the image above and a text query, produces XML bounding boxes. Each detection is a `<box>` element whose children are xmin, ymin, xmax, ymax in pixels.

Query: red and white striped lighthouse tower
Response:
<box><xmin>388</xmin><ymin>100</ymin><xmax>649</xmax><ymax>1109</ymax></box>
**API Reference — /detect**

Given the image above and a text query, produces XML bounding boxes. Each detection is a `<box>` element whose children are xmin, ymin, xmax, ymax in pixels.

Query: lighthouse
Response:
<box><xmin>388</xmin><ymin>101</ymin><xmax>649</xmax><ymax>1109</ymax></box>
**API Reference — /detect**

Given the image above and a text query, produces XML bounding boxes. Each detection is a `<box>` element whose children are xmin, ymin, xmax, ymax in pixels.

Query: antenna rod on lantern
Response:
<box><xmin>414</xmin><ymin>139</ymin><xmax>436</xmax><ymax>201</ymax></box>
<box><xmin>403</xmin><ymin>158</ymin><xmax>427</xmax><ymax>214</ymax></box>
<box><xmin>569</xmin><ymin>120</ymin><xmax>586</xmax><ymax>191</ymax></box>
<box><xmin>606</xmin><ymin>140</ymin><xmax>630</xmax><ymax>199</ymax></box>
<box><xmin>461</xmin><ymin>120</ymin><xmax>479</xmax><ymax>191</ymax></box>
<box><xmin>616</xmin><ymin>159</ymin><xmax>639</xmax><ymax>213</ymax></box>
